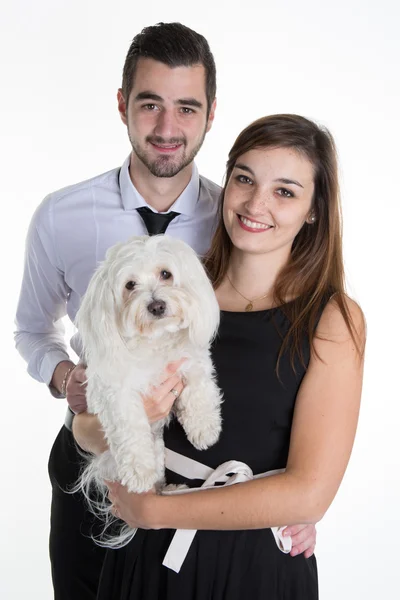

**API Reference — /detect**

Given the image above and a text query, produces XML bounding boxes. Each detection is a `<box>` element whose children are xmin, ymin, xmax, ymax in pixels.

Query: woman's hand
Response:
<box><xmin>107</xmin><ymin>481</ymin><xmax>159</xmax><ymax>530</ymax></box>
<box><xmin>142</xmin><ymin>359</ymin><xmax>186</xmax><ymax>424</ymax></box>
<box><xmin>107</xmin><ymin>478</ymin><xmax>317</xmax><ymax>561</ymax></box>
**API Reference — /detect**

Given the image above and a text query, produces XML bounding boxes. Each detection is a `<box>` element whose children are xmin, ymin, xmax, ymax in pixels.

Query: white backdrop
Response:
<box><xmin>1</xmin><ymin>1</ymin><xmax>399</xmax><ymax>598</ymax></box>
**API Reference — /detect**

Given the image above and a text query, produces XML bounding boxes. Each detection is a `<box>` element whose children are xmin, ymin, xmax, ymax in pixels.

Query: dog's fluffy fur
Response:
<box><xmin>74</xmin><ymin>235</ymin><xmax>222</xmax><ymax>547</ymax></box>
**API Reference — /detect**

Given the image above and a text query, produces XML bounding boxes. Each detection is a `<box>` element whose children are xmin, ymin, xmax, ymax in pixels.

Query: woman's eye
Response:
<box><xmin>160</xmin><ymin>270</ymin><xmax>172</xmax><ymax>280</ymax></box>
<box><xmin>236</xmin><ymin>175</ymin><xmax>253</xmax><ymax>185</ymax></box>
<box><xmin>125</xmin><ymin>281</ymin><xmax>136</xmax><ymax>291</ymax></box>
<box><xmin>276</xmin><ymin>188</ymin><xmax>294</xmax><ymax>198</ymax></box>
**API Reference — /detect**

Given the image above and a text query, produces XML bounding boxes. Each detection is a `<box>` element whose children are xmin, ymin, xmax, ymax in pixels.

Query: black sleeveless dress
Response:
<box><xmin>97</xmin><ymin>308</ymin><xmax>319</xmax><ymax>600</ymax></box>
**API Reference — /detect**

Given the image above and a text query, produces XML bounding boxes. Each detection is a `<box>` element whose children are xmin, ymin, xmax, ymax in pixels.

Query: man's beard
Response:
<box><xmin>128</xmin><ymin>130</ymin><xmax>206</xmax><ymax>178</ymax></box>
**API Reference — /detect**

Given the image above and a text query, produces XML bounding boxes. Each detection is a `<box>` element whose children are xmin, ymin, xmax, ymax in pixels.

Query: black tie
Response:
<box><xmin>136</xmin><ymin>207</ymin><xmax>180</xmax><ymax>236</ymax></box>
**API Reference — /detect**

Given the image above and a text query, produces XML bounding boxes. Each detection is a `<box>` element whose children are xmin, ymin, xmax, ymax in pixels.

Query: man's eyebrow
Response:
<box><xmin>134</xmin><ymin>92</ymin><xmax>163</xmax><ymax>102</ymax></box>
<box><xmin>176</xmin><ymin>98</ymin><xmax>203</xmax><ymax>109</ymax></box>
<box><xmin>274</xmin><ymin>177</ymin><xmax>304</xmax><ymax>188</ymax></box>
<box><xmin>133</xmin><ymin>92</ymin><xmax>203</xmax><ymax>109</ymax></box>
<box><xmin>234</xmin><ymin>163</ymin><xmax>255</xmax><ymax>176</ymax></box>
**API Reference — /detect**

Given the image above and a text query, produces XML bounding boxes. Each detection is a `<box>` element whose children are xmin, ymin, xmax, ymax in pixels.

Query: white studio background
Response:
<box><xmin>1</xmin><ymin>1</ymin><xmax>399</xmax><ymax>598</ymax></box>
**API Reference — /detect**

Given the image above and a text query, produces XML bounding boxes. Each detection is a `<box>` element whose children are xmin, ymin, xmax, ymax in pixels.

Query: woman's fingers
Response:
<box><xmin>154</xmin><ymin>373</ymin><xmax>182</xmax><ymax>401</ymax></box>
<box><xmin>155</xmin><ymin>379</ymin><xmax>185</xmax><ymax>418</ymax></box>
<box><xmin>163</xmin><ymin>358</ymin><xmax>186</xmax><ymax>379</ymax></box>
<box><xmin>165</xmin><ymin>379</ymin><xmax>184</xmax><ymax>402</ymax></box>
<box><xmin>140</xmin><ymin>356</ymin><xmax>187</xmax><ymax>423</ymax></box>
<box><xmin>142</xmin><ymin>372</ymin><xmax>185</xmax><ymax>423</ymax></box>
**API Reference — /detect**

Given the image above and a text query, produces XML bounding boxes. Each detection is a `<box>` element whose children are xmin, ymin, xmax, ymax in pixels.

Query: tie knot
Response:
<box><xmin>136</xmin><ymin>207</ymin><xmax>180</xmax><ymax>236</ymax></box>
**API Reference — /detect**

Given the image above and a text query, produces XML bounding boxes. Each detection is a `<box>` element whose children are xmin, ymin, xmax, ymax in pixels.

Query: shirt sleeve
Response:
<box><xmin>14</xmin><ymin>197</ymin><xmax>72</xmax><ymax>387</ymax></box>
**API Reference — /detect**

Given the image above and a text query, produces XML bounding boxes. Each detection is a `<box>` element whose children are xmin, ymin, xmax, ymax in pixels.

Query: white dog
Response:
<box><xmin>74</xmin><ymin>235</ymin><xmax>222</xmax><ymax>546</ymax></box>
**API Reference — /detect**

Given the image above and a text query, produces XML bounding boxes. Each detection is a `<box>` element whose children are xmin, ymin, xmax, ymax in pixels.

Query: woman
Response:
<box><xmin>75</xmin><ymin>114</ymin><xmax>365</xmax><ymax>599</ymax></box>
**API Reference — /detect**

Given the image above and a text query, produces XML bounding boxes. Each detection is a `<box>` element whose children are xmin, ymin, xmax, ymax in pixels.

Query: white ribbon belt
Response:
<box><xmin>162</xmin><ymin>449</ymin><xmax>292</xmax><ymax>573</ymax></box>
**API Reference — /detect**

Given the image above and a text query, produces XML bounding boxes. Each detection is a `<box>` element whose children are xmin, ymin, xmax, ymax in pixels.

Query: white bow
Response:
<box><xmin>162</xmin><ymin>449</ymin><xmax>292</xmax><ymax>573</ymax></box>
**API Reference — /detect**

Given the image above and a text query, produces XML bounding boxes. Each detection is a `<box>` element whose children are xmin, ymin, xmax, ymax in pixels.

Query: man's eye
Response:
<box><xmin>160</xmin><ymin>270</ymin><xmax>172</xmax><ymax>280</ymax></box>
<box><xmin>143</xmin><ymin>104</ymin><xmax>157</xmax><ymax>111</ymax></box>
<box><xmin>236</xmin><ymin>175</ymin><xmax>253</xmax><ymax>185</ymax></box>
<box><xmin>276</xmin><ymin>188</ymin><xmax>294</xmax><ymax>198</ymax></box>
<box><xmin>125</xmin><ymin>281</ymin><xmax>136</xmax><ymax>290</ymax></box>
<box><xmin>180</xmin><ymin>107</ymin><xmax>194</xmax><ymax>114</ymax></box>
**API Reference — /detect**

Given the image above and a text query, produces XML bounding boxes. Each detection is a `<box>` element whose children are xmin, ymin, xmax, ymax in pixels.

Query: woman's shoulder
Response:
<box><xmin>316</xmin><ymin>293</ymin><xmax>366</xmax><ymax>350</ymax></box>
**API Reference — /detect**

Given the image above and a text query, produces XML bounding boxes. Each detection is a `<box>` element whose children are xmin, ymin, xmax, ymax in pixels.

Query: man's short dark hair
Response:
<box><xmin>122</xmin><ymin>22</ymin><xmax>216</xmax><ymax>115</ymax></box>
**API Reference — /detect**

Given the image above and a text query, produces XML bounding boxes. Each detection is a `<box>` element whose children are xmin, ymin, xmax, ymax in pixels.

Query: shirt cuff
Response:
<box><xmin>39</xmin><ymin>350</ymin><xmax>72</xmax><ymax>396</ymax></box>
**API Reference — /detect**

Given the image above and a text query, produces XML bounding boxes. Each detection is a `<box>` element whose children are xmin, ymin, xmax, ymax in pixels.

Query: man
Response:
<box><xmin>15</xmin><ymin>22</ymin><xmax>317</xmax><ymax>600</ymax></box>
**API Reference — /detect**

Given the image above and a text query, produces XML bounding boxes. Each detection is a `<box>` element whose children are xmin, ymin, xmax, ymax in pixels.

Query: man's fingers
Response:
<box><xmin>283</xmin><ymin>524</ymin><xmax>303</xmax><ymax>537</ymax></box>
<box><xmin>304</xmin><ymin>544</ymin><xmax>316</xmax><ymax>559</ymax></box>
<box><xmin>286</xmin><ymin>524</ymin><xmax>316</xmax><ymax>558</ymax></box>
<box><xmin>291</xmin><ymin>539</ymin><xmax>315</xmax><ymax>558</ymax></box>
<box><xmin>71</xmin><ymin>364</ymin><xmax>87</xmax><ymax>384</ymax></box>
<box><xmin>283</xmin><ymin>524</ymin><xmax>314</xmax><ymax>541</ymax></box>
<box><xmin>75</xmin><ymin>375</ymin><xmax>88</xmax><ymax>386</ymax></box>
<box><xmin>290</xmin><ymin>525</ymin><xmax>316</xmax><ymax>545</ymax></box>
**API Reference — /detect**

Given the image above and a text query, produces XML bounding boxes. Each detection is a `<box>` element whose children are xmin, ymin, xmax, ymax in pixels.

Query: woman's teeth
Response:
<box><xmin>239</xmin><ymin>216</ymin><xmax>272</xmax><ymax>230</ymax></box>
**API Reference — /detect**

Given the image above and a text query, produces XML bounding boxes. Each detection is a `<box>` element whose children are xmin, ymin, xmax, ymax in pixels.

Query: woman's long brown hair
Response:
<box><xmin>204</xmin><ymin>114</ymin><xmax>364</xmax><ymax>370</ymax></box>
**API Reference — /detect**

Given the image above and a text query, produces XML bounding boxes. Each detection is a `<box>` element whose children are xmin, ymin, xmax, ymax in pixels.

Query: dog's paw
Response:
<box><xmin>185</xmin><ymin>413</ymin><xmax>222</xmax><ymax>450</ymax></box>
<box><xmin>162</xmin><ymin>483</ymin><xmax>188</xmax><ymax>493</ymax></box>
<box><xmin>119</xmin><ymin>465</ymin><xmax>159</xmax><ymax>493</ymax></box>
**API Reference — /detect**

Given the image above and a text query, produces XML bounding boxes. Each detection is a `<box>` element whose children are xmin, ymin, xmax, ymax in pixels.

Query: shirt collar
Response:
<box><xmin>119</xmin><ymin>155</ymin><xmax>200</xmax><ymax>216</ymax></box>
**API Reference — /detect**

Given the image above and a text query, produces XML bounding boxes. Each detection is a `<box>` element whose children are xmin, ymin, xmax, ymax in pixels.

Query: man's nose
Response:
<box><xmin>154</xmin><ymin>109</ymin><xmax>179</xmax><ymax>139</ymax></box>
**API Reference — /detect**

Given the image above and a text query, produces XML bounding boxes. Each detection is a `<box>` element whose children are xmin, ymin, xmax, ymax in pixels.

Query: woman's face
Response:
<box><xmin>223</xmin><ymin>146</ymin><xmax>316</xmax><ymax>259</ymax></box>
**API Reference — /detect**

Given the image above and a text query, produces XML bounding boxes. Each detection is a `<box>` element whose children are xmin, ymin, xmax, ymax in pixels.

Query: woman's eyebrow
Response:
<box><xmin>234</xmin><ymin>166</ymin><xmax>304</xmax><ymax>189</ymax></box>
<box><xmin>234</xmin><ymin>163</ymin><xmax>255</xmax><ymax>176</ymax></box>
<box><xmin>273</xmin><ymin>177</ymin><xmax>304</xmax><ymax>188</ymax></box>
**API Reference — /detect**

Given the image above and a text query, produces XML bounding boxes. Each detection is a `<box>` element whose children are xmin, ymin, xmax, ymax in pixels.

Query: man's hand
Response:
<box><xmin>68</xmin><ymin>359</ymin><xmax>185</xmax><ymax>418</ymax></box>
<box><xmin>66</xmin><ymin>364</ymin><xmax>88</xmax><ymax>414</ymax></box>
<box><xmin>283</xmin><ymin>524</ymin><xmax>316</xmax><ymax>558</ymax></box>
<box><xmin>71</xmin><ymin>360</ymin><xmax>186</xmax><ymax>454</ymax></box>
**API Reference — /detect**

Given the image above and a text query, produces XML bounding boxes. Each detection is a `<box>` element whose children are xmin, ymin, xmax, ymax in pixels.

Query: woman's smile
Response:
<box><xmin>237</xmin><ymin>214</ymin><xmax>274</xmax><ymax>232</ymax></box>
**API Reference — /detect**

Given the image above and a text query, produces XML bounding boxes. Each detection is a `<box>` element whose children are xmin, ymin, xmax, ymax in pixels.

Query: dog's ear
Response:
<box><xmin>75</xmin><ymin>253</ymin><xmax>122</xmax><ymax>366</ymax></box>
<box><xmin>180</xmin><ymin>245</ymin><xmax>220</xmax><ymax>348</ymax></box>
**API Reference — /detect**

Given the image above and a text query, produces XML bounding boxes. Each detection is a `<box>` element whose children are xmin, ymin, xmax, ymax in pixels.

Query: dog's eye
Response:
<box><xmin>125</xmin><ymin>281</ymin><xmax>136</xmax><ymax>291</ymax></box>
<box><xmin>160</xmin><ymin>270</ymin><xmax>172</xmax><ymax>280</ymax></box>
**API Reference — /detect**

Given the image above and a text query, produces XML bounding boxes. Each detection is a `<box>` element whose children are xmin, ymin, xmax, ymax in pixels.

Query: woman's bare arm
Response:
<box><xmin>108</xmin><ymin>297</ymin><xmax>365</xmax><ymax>531</ymax></box>
<box><xmin>72</xmin><ymin>412</ymin><xmax>108</xmax><ymax>455</ymax></box>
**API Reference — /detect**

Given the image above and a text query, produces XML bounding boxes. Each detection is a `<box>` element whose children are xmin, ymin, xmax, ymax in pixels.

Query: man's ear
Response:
<box><xmin>117</xmin><ymin>89</ymin><xmax>128</xmax><ymax>126</ymax></box>
<box><xmin>206</xmin><ymin>98</ymin><xmax>217</xmax><ymax>133</ymax></box>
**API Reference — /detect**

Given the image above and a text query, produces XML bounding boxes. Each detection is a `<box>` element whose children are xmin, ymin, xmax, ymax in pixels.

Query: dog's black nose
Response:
<box><xmin>147</xmin><ymin>299</ymin><xmax>166</xmax><ymax>317</ymax></box>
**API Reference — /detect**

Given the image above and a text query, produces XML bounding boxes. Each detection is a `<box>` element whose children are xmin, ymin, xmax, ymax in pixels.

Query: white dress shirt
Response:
<box><xmin>14</xmin><ymin>156</ymin><xmax>221</xmax><ymax>387</ymax></box>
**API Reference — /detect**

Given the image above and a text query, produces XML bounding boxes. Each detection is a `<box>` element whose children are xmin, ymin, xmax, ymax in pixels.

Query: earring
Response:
<box><xmin>309</xmin><ymin>214</ymin><xmax>316</xmax><ymax>223</ymax></box>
